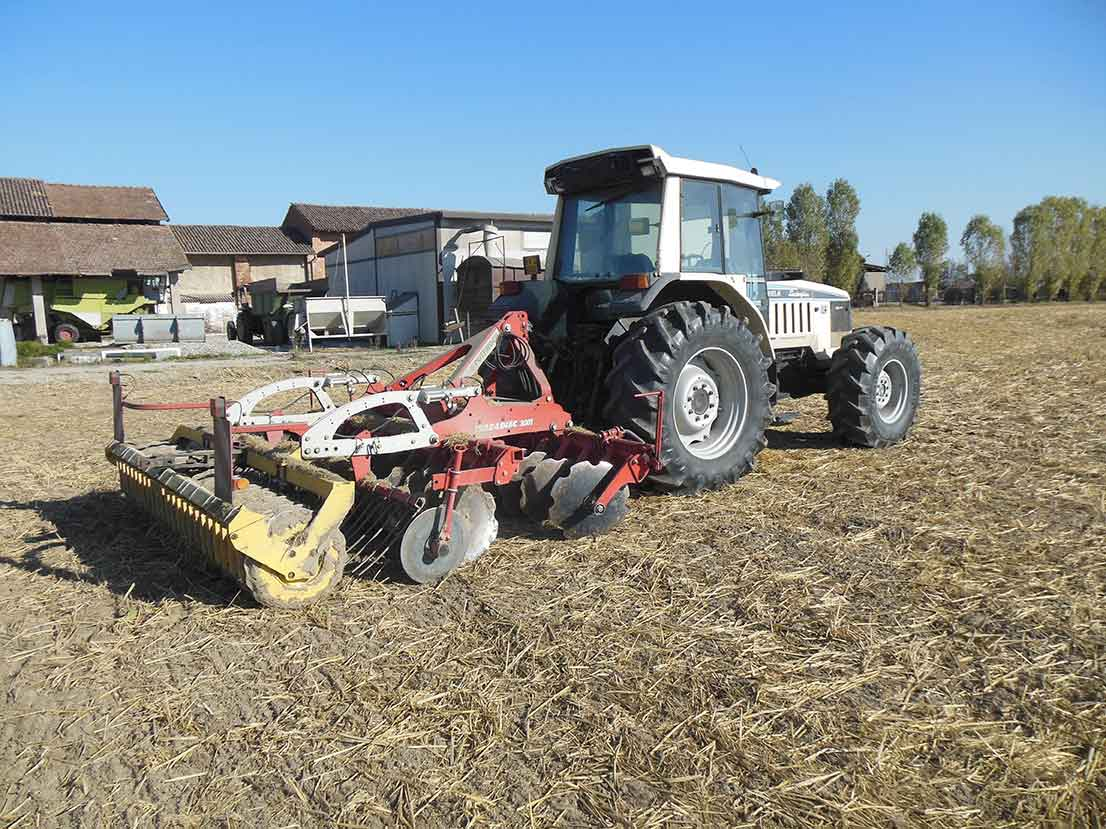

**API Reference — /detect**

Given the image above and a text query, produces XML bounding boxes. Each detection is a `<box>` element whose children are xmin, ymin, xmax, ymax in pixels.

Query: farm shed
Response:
<box><xmin>170</xmin><ymin>225</ymin><xmax>314</xmax><ymax>330</ymax></box>
<box><xmin>856</xmin><ymin>262</ymin><xmax>888</xmax><ymax>306</ymax></box>
<box><xmin>321</xmin><ymin>210</ymin><xmax>552</xmax><ymax>344</ymax></box>
<box><xmin>282</xmin><ymin>203</ymin><xmax>430</xmax><ymax>280</ymax></box>
<box><xmin>0</xmin><ymin>177</ymin><xmax>188</xmax><ymax>342</ymax></box>
<box><xmin>885</xmin><ymin>280</ymin><xmax>927</xmax><ymax>304</ymax></box>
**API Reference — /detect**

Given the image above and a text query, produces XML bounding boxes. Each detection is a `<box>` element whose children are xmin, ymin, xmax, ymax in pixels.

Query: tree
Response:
<box><xmin>1049</xmin><ymin>197</ymin><xmax>1093</xmax><ymax>300</ymax></box>
<box><xmin>760</xmin><ymin>203</ymin><xmax>799</xmax><ymax>270</ymax></box>
<box><xmin>1010</xmin><ymin>205</ymin><xmax>1043</xmax><ymax>299</ymax></box>
<box><xmin>961</xmin><ymin>214</ymin><xmax>1006</xmax><ymax>303</ymax></box>
<box><xmin>824</xmin><ymin>179</ymin><xmax>863</xmax><ymax>292</ymax></box>
<box><xmin>1088</xmin><ymin>206</ymin><xmax>1106</xmax><ymax>301</ymax></box>
<box><xmin>912</xmin><ymin>212</ymin><xmax>948</xmax><ymax>306</ymax></box>
<box><xmin>888</xmin><ymin>242</ymin><xmax>916</xmax><ymax>282</ymax></box>
<box><xmin>785</xmin><ymin>183</ymin><xmax>828</xmax><ymax>282</ymax></box>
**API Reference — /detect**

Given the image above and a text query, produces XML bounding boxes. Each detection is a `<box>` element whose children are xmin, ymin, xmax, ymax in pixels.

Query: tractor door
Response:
<box><xmin>722</xmin><ymin>185</ymin><xmax>769</xmax><ymax>320</ymax></box>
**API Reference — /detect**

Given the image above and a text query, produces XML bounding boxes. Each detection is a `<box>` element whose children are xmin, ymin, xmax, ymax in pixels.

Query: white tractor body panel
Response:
<box><xmin>766</xmin><ymin>279</ymin><xmax>850</xmax><ymax>358</ymax></box>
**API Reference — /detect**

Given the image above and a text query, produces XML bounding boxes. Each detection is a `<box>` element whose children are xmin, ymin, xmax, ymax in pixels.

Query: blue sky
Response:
<box><xmin>3</xmin><ymin>0</ymin><xmax>1104</xmax><ymax>263</ymax></box>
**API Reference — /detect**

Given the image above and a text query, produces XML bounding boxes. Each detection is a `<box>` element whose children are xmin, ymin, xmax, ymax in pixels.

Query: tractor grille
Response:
<box><xmin>830</xmin><ymin>300</ymin><xmax>852</xmax><ymax>332</ymax></box>
<box><xmin>770</xmin><ymin>301</ymin><xmax>812</xmax><ymax>337</ymax></box>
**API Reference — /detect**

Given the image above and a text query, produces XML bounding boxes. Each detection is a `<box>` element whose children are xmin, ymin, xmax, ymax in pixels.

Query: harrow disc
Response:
<box><xmin>496</xmin><ymin>451</ymin><xmax>546</xmax><ymax>516</ymax></box>
<box><xmin>520</xmin><ymin>457</ymin><xmax>571</xmax><ymax>522</ymax></box>
<box><xmin>548</xmin><ymin>461</ymin><xmax>630</xmax><ymax>538</ymax></box>
<box><xmin>399</xmin><ymin>506</ymin><xmax>468</xmax><ymax>583</ymax></box>
<box><xmin>456</xmin><ymin>486</ymin><xmax>498</xmax><ymax>563</ymax></box>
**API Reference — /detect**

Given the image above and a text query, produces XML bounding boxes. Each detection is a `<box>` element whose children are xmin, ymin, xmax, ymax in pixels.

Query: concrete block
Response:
<box><xmin>60</xmin><ymin>351</ymin><xmax>102</xmax><ymax>365</ymax></box>
<box><xmin>101</xmin><ymin>347</ymin><xmax>182</xmax><ymax>362</ymax></box>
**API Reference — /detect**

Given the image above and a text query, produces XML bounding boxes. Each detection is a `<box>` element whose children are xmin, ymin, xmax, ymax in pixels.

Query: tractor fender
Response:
<box><xmin>487</xmin><ymin>280</ymin><xmax>556</xmax><ymax>322</ymax></box>
<box><xmin>589</xmin><ymin>274</ymin><xmax>773</xmax><ymax>359</ymax></box>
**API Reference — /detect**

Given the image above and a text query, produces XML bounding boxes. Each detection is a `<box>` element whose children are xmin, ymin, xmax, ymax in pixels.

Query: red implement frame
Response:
<box><xmin>109</xmin><ymin>311</ymin><xmax>666</xmax><ymax>544</ymax></box>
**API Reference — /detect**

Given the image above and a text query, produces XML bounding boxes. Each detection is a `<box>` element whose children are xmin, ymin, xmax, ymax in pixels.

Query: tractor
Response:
<box><xmin>494</xmin><ymin>145</ymin><xmax>921</xmax><ymax>491</ymax></box>
<box><xmin>103</xmin><ymin>146</ymin><xmax>922</xmax><ymax>608</ymax></box>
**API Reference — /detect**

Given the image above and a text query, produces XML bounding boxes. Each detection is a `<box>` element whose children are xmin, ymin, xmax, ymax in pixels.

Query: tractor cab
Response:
<box><xmin>544</xmin><ymin>145</ymin><xmax>779</xmax><ymax>317</ymax></box>
<box><xmin>494</xmin><ymin>146</ymin><xmax>787</xmax><ymax>341</ymax></box>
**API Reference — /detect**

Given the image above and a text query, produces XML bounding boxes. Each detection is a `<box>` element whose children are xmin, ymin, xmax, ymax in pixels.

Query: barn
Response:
<box><xmin>170</xmin><ymin>225</ymin><xmax>314</xmax><ymax>330</ymax></box>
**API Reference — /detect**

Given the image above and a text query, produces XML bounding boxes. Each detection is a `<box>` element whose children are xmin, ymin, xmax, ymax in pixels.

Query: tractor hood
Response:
<box><xmin>766</xmin><ymin>279</ymin><xmax>850</xmax><ymax>302</ymax></box>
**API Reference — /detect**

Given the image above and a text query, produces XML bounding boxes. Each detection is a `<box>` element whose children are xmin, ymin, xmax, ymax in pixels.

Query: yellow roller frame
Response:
<box><xmin>107</xmin><ymin>427</ymin><xmax>354</xmax><ymax>587</ymax></box>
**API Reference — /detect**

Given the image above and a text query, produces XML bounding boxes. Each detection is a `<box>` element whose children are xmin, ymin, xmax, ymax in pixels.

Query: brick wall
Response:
<box><xmin>233</xmin><ymin>257</ymin><xmax>251</xmax><ymax>294</ymax></box>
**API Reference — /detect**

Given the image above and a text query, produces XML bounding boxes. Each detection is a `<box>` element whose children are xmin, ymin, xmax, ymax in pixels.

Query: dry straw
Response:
<box><xmin>0</xmin><ymin>305</ymin><xmax>1103</xmax><ymax>827</ymax></box>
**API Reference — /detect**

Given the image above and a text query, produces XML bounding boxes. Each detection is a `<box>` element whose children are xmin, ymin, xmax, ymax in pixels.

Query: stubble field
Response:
<box><xmin>1</xmin><ymin>303</ymin><xmax>1104</xmax><ymax>827</ymax></box>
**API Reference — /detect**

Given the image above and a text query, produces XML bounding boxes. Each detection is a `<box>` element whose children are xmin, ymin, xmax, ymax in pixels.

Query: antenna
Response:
<box><xmin>739</xmin><ymin>144</ymin><xmax>752</xmax><ymax>170</ymax></box>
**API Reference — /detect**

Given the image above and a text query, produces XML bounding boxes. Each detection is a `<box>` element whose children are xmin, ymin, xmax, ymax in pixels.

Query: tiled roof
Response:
<box><xmin>172</xmin><ymin>224</ymin><xmax>313</xmax><ymax>255</ymax></box>
<box><xmin>0</xmin><ymin>177</ymin><xmax>168</xmax><ymax>221</ymax></box>
<box><xmin>0</xmin><ymin>177</ymin><xmax>51</xmax><ymax>218</ymax></box>
<box><xmin>42</xmin><ymin>182</ymin><xmax>167</xmax><ymax>221</ymax></box>
<box><xmin>286</xmin><ymin>203</ymin><xmax>431</xmax><ymax>234</ymax></box>
<box><xmin>0</xmin><ymin>221</ymin><xmax>189</xmax><ymax>275</ymax></box>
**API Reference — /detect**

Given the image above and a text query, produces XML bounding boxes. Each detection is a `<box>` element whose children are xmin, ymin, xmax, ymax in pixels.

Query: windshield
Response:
<box><xmin>555</xmin><ymin>183</ymin><xmax>662</xmax><ymax>280</ymax></box>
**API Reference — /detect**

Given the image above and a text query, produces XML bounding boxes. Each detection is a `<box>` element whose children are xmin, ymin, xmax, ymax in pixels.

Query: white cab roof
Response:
<box><xmin>548</xmin><ymin>144</ymin><xmax>781</xmax><ymax>193</ymax></box>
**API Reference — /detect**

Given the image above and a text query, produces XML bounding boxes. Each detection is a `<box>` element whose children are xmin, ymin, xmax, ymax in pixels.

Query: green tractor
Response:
<box><xmin>227</xmin><ymin>279</ymin><xmax>325</xmax><ymax>346</ymax></box>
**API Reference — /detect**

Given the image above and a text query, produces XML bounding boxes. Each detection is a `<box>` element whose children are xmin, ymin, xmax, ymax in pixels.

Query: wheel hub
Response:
<box><xmin>875</xmin><ymin>370</ymin><xmax>893</xmax><ymax>408</ymax></box>
<box><xmin>672</xmin><ymin>348</ymin><xmax>749</xmax><ymax>460</ymax></box>
<box><xmin>675</xmin><ymin>368</ymin><xmax>719</xmax><ymax>444</ymax></box>
<box><xmin>873</xmin><ymin>359</ymin><xmax>909</xmax><ymax>424</ymax></box>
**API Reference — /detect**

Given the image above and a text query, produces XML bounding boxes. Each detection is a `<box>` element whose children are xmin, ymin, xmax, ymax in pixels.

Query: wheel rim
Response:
<box><xmin>874</xmin><ymin>358</ymin><xmax>909</xmax><ymax>424</ymax></box>
<box><xmin>56</xmin><ymin>326</ymin><xmax>76</xmax><ymax>343</ymax></box>
<box><xmin>673</xmin><ymin>347</ymin><xmax>748</xmax><ymax>460</ymax></box>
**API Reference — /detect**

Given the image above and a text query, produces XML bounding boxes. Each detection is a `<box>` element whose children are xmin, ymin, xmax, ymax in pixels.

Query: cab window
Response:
<box><xmin>680</xmin><ymin>180</ymin><xmax>722</xmax><ymax>273</ymax></box>
<box><xmin>722</xmin><ymin>184</ymin><xmax>765</xmax><ymax>276</ymax></box>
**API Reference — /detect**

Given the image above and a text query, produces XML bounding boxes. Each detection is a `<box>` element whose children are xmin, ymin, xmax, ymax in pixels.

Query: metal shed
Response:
<box><xmin>321</xmin><ymin>209</ymin><xmax>552</xmax><ymax>344</ymax></box>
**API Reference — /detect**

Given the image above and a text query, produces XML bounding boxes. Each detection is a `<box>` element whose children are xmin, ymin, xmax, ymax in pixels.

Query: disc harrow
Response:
<box><xmin>104</xmin><ymin>312</ymin><xmax>663</xmax><ymax>608</ymax></box>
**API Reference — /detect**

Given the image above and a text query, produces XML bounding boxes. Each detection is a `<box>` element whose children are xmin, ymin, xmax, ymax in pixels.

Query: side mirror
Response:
<box><xmin>768</xmin><ymin>200</ymin><xmax>785</xmax><ymax>219</ymax></box>
<box><xmin>628</xmin><ymin>217</ymin><xmax>652</xmax><ymax>236</ymax></box>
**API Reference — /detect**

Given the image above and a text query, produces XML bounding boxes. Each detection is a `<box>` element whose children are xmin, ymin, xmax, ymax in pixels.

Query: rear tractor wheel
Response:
<box><xmin>235</xmin><ymin>313</ymin><xmax>253</xmax><ymax>343</ymax></box>
<box><xmin>826</xmin><ymin>326</ymin><xmax>921</xmax><ymax>447</ymax></box>
<box><xmin>604</xmin><ymin>301</ymin><xmax>774</xmax><ymax>493</ymax></box>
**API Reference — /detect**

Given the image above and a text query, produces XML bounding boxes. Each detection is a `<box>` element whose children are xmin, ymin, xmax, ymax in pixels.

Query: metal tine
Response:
<box><xmin>344</xmin><ymin>490</ymin><xmax>395</xmax><ymax>539</ymax></box>
<box><xmin>345</xmin><ymin>497</ymin><xmax>407</xmax><ymax>561</ymax></box>
<box><xmin>348</xmin><ymin>521</ymin><xmax>405</xmax><ymax>575</ymax></box>
<box><xmin>343</xmin><ymin>497</ymin><xmax>388</xmax><ymax>542</ymax></box>
<box><xmin>347</xmin><ymin>502</ymin><xmax>421</xmax><ymax>575</ymax></box>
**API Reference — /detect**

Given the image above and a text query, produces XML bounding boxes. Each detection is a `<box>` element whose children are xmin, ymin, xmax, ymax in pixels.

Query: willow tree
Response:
<box><xmin>824</xmin><ymin>179</ymin><xmax>863</xmax><ymax>292</ymax></box>
<box><xmin>760</xmin><ymin>203</ymin><xmax>799</xmax><ymax>270</ymax></box>
<box><xmin>888</xmin><ymin>242</ymin><xmax>917</xmax><ymax>284</ymax></box>
<box><xmin>912</xmin><ymin>212</ymin><xmax>948</xmax><ymax>305</ymax></box>
<box><xmin>1010</xmin><ymin>205</ymin><xmax>1044</xmax><ymax>299</ymax></box>
<box><xmin>785</xmin><ymin>184</ymin><xmax>828</xmax><ymax>282</ymax></box>
<box><xmin>1088</xmin><ymin>206</ymin><xmax>1106</xmax><ymax>301</ymax></box>
<box><xmin>961</xmin><ymin>215</ymin><xmax>1006</xmax><ymax>303</ymax></box>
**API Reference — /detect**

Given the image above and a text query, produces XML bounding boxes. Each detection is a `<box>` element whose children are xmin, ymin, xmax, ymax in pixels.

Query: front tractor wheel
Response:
<box><xmin>604</xmin><ymin>301</ymin><xmax>774</xmax><ymax>493</ymax></box>
<box><xmin>827</xmin><ymin>326</ymin><xmax>921</xmax><ymax>447</ymax></box>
